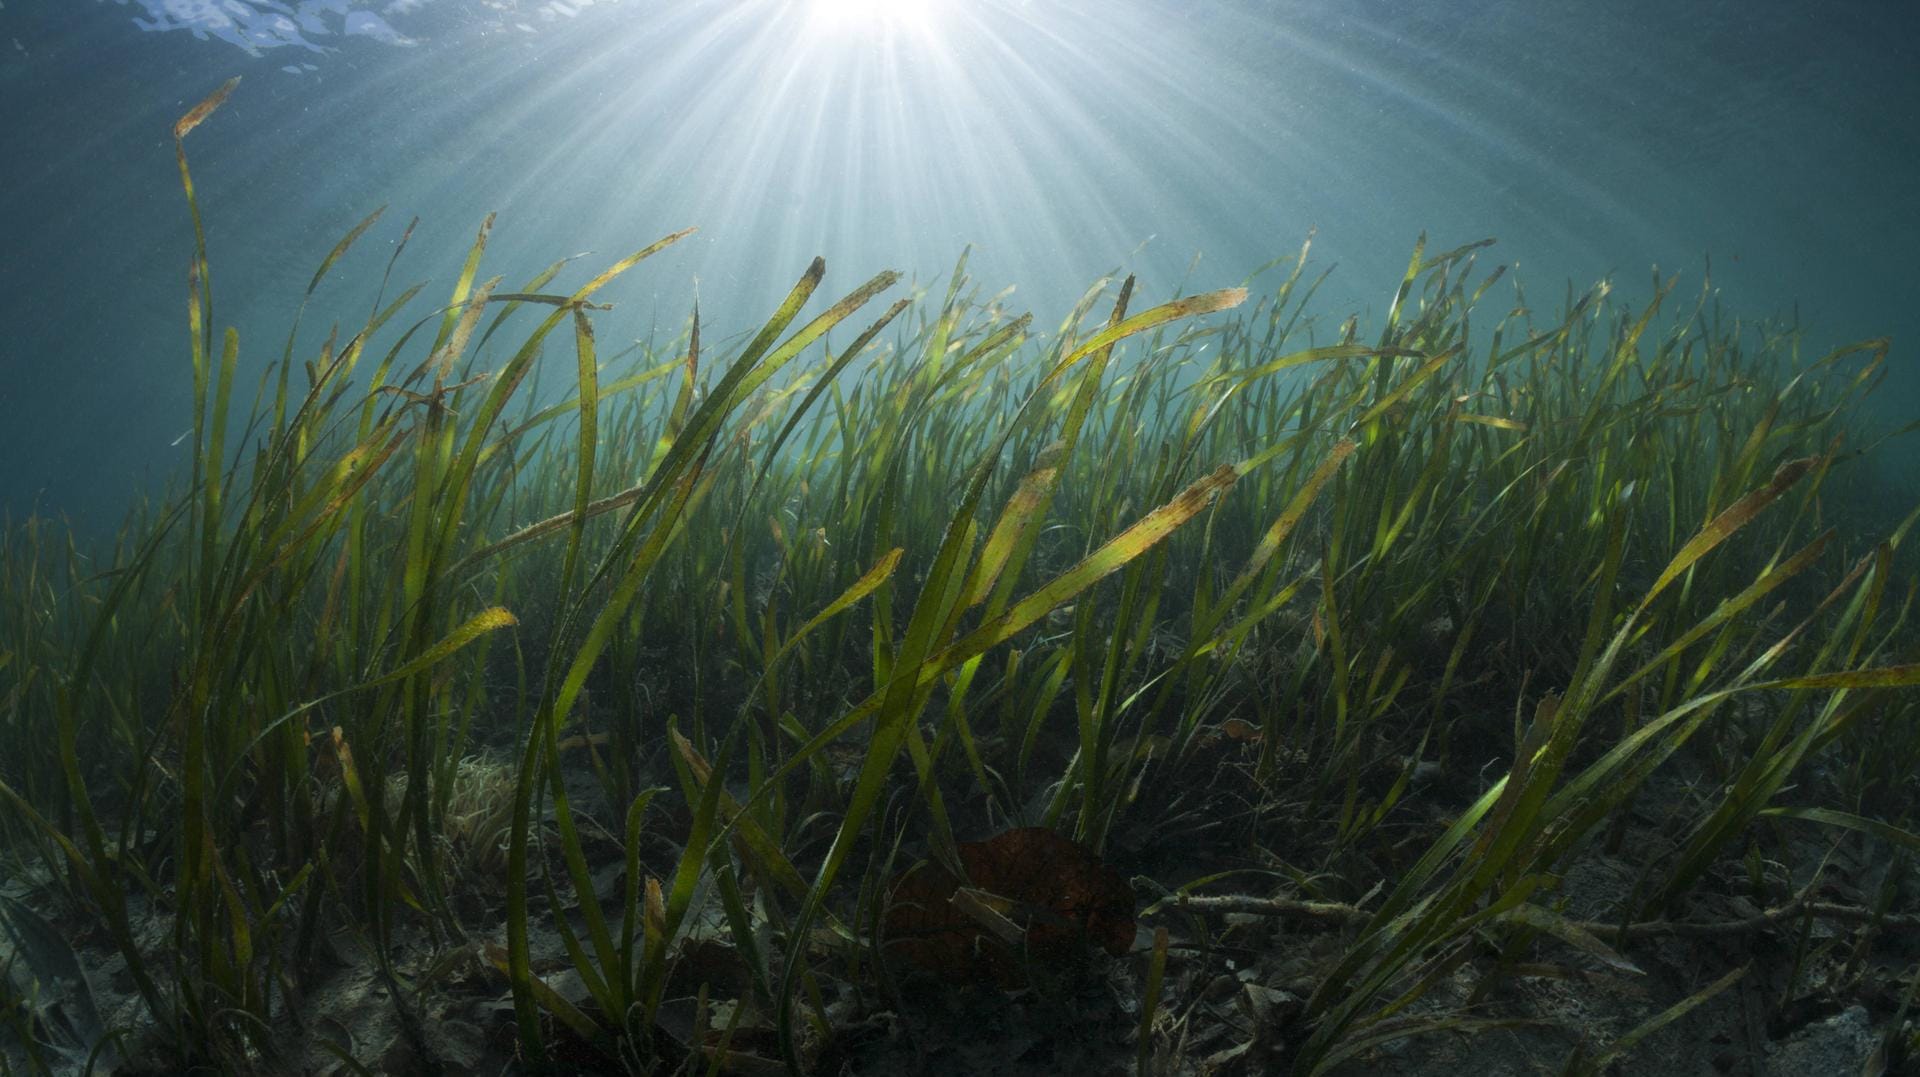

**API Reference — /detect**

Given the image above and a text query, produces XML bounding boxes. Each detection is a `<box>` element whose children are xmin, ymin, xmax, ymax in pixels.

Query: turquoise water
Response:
<box><xmin>1</xmin><ymin>0</ymin><xmax>1914</xmax><ymax>527</ymax></box>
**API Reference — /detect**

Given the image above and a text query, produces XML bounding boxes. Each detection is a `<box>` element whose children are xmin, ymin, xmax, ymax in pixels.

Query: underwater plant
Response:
<box><xmin>0</xmin><ymin>79</ymin><xmax>1916</xmax><ymax>1076</ymax></box>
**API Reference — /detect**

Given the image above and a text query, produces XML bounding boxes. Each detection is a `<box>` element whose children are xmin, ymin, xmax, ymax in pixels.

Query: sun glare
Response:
<box><xmin>807</xmin><ymin>0</ymin><xmax>946</xmax><ymax>37</ymax></box>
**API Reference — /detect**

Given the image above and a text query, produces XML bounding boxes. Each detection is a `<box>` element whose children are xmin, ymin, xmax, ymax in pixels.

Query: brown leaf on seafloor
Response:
<box><xmin>882</xmin><ymin>827</ymin><xmax>1135</xmax><ymax>988</ymax></box>
<box><xmin>1221</xmin><ymin>718</ymin><xmax>1264</xmax><ymax>744</ymax></box>
<box><xmin>1196</xmin><ymin>718</ymin><xmax>1262</xmax><ymax>751</ymax></box>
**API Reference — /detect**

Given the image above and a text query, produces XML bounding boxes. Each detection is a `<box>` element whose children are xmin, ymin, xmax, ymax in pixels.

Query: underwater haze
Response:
<box><xmin>1</xmin><ymin>0</ymin><xmax>1915</xmax><ymax>528</ymax></box>
<box><xmin>9</xmin><ymin>3</ymin><xmax>1920</xmax><ymax>1074</ymax></box>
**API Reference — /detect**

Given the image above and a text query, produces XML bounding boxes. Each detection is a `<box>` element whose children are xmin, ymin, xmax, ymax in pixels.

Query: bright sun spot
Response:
<box><xmin>807</xmin><ymin>0</ymin><xmax>945</xmax><ymax>37</ymax></box>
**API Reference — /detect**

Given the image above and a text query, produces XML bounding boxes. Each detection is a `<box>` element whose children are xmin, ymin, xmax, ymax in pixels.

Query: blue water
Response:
<box><xmin>1</xmin><ymin>0</ymin><xmax>1914</xmax><ymax>529</ymax></box>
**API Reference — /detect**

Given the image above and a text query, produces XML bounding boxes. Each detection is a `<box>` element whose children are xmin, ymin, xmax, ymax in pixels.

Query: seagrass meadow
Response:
<box><xmin>3</xmin><ymin>79</ymin><xmax>1920</xmax><ymax>1077</ymax></box>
